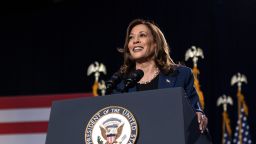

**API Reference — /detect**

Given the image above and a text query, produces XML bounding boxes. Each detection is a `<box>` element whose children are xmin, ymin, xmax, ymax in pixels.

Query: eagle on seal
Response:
<box><xmin>100</xmin><ymin>123</ymin><xmax>124</xmax><ymax>144</ymax></box>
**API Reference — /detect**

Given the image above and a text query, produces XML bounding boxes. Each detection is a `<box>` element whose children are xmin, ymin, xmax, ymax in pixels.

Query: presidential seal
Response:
<box><xmin>84</xmin><ymin>106</ymin><xmax>138</xmax><ymax>144</ymax></box>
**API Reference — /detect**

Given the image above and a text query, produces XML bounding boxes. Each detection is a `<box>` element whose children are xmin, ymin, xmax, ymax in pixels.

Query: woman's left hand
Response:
<box><xmin>196</xmin><ymin>112</ymin><xmax>208</xmax><ymax>134</ymax></box>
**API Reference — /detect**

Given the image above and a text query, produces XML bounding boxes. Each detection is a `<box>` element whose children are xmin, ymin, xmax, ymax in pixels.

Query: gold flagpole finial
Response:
<box><xmin>87</xmin><ymin>61</ymin><xmax>107</xmax><ymax>96</ymax></box>
<box><xmin>217</xmin><ymin>94</ymin><xmax>233</xmax><ymax>112</ymax></box>
<box><xmin>231</xmin><ymin>72</ymin><xmax>247</xmax><ymax>93</ymax></box>
<box><xmin>185</xmin><ymin>45</ymin><xmax>204</xmax><ymax>68</ymax></box>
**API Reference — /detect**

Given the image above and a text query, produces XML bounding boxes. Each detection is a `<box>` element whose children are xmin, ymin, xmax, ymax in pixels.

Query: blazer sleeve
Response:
<box><xmin>183</xmin><ymin>68</ymin><xmax>204</xmax><ymax>113</ymax></box>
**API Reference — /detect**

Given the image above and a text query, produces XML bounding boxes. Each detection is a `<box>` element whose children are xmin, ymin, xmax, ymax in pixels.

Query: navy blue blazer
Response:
<box><xmin>115</xmin><ymin>66</ymin><xmax>203</xmax><ymax>113</ymax></box>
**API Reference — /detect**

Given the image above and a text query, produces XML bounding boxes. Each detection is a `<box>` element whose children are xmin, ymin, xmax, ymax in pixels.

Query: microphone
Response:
<box><xmin>105</xmin><ymin>71</ymin><xmax>123</xmax><ymax>95</ymax></box>
<box><xmin>122</xmin><ymin>69</ymin><xmax>144</xmax><ymax>93</ymax></box>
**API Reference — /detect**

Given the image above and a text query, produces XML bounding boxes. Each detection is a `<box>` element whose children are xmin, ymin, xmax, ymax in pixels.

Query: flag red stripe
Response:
<box><xmin>0</xmin><ymin>121</ymin><xmax>48</xmax><ymax>134</ymax></box>
<box><xmin>0</xmin><ymin>93</ymin><xmax>92</xmax><ymax>109</ymax></box>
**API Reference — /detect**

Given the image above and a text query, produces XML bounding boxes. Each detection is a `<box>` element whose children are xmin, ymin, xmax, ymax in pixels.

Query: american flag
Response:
<box><xmin>233</xmin><ymin>108</ymin><xmax>252</xmax><ymax>144</ymax></box>
<box><xmin>0</xmin><ymin>93</ymin><xmax>91</xmax><ymax>144</ymax></box>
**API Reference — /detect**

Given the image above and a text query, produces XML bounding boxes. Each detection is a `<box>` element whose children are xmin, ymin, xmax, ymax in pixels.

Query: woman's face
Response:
<box><xmin>128</xmin><ymin>24</ymin><xmax>156</xmax><ymax>62</ymax></box>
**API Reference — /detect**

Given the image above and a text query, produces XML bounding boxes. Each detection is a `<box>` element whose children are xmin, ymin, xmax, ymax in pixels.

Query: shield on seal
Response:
<box><xmin>106</xmin><ymin>134</ymin><xmax>116</xmax><ymax>144</ymax></box>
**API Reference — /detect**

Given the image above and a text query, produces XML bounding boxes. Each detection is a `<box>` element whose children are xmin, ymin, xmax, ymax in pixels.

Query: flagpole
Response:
<box><xmin>217</xmin><ymin>94</ymin><xmax>233</xmax><ymax>144</ymax></box>
<box><xmin>231</xmin><ymin>72</ymin><xmax>248</xmax><ymax>144</ymax></box>
<box><xmin>222</xmin><ymin>112</ymin><xmax>225</xmax><ymax>144</ymax></box>
<box><xmin>185</xmin><ymin>46</ymin><xmax>205</xmax><ymax>109</ymax></box>
<box><xmin>237</xmin><ymin>90</ymin><xmax>242</xmax><ymax>144</ymax></box>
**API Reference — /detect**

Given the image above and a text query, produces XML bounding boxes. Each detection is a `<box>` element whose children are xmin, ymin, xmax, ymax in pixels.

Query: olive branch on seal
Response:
<box><xmin>97</xmin><ymin>136</ymin><xmax>103</xmax><ymax>144</ymax></box>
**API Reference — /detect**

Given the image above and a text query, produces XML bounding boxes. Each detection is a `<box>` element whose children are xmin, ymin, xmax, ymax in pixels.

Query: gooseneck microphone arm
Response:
<box><xmin>121</xmin><ymin>69</ymin><xmax>144</xmax><ymax>93</ymax></box>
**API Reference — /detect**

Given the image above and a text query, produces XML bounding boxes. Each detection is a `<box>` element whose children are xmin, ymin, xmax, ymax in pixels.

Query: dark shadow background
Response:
<box><xmin>0</xmin><ymin>0</ymin><xmax>255</xmax><ymax>143</ymax></box>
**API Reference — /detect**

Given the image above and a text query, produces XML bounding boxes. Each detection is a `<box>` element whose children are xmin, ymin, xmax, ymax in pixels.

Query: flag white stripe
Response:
<box><xmin>0</xmin><ymin>133</ymin><xmax>46</xmax><ymax>144</ymax></box>
<box><xmin>0</xmin><ymin>108</ymin><xmax>51</xmax><ymax>123</ymax></box>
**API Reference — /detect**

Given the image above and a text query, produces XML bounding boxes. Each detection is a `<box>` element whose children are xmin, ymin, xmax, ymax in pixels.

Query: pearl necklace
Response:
<box><xmin>138</xmin><ymin>68</ymin><xmax>160</xmax><ymax>84</ymax></box>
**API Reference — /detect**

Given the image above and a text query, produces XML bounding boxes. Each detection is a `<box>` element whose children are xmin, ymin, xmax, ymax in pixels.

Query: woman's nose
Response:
<box><xmin>133</xmin><ymin>36</ymin><xmax>140</xmax><ymax>44</ymax></box>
